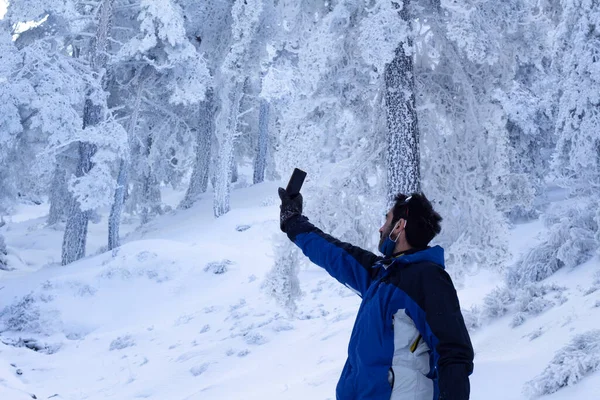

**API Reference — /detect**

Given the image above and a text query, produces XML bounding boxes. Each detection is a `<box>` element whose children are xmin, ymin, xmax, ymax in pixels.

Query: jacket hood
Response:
<box><xmin>393</xmin><ymin>245</ymin><xmax>445</xmax><ymax>269</ymax></box>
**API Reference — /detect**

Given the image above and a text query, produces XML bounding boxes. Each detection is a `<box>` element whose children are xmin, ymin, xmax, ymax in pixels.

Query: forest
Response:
<box><xmin>0</xmin><ymin>0</ymin><xmax>598</xmax><ymax>289</ymax></box>
<box><xmin>1</xmin><ymin>1</ymin><xmax>600</xmax><ymax>399</ymax></box>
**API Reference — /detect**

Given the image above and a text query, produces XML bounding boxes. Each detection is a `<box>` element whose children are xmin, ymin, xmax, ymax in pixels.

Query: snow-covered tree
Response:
<box><xmin>180</xmin><ymin>89</ymin><xmax>217</xmax><ymax>209</ymax></box>
<box><xmin>412</xmin><ymin>0</ymin><xmax>549</xmax><ymax>275</ymax></box>
<box><xmin>213</xmin><ymin>0</ymin><xmax>264</xmax><ymax>217</ymax></box>
<box><xmin>107</xmin><ymin>0</ymin><xmax>210</xmax><ymax>245</ymax></box>
<box><xmin>61</xmin><ymin>0</ymin><xmax>126</xmax><ymax>265</ymax></box>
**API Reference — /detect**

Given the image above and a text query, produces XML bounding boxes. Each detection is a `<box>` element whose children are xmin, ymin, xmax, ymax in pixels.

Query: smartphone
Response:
<box><xmin>286</xmin><ymin>168</ymin><xmax>307</xmax><ymax>197</ymax></box>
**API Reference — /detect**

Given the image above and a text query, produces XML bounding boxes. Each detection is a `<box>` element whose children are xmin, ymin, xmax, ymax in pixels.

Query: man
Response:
<box><xmin>278</xmin><ymin>188</ymin><xmax>474</xmax><ymax>400</ymax></box>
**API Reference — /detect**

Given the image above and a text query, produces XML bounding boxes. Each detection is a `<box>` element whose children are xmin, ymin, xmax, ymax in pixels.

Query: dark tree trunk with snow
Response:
<box><xmin>108</xmin><ymin>160</ymin><xmax>128</xmax><ymax>250</ymax></box>
<box><xmin>181</xmin><ymin>90</ymin><xmax>216</xmax><ymax>209</ymax></box>
<box><xmin>231</xmin><ymin>160</ymin><xmax>239</xmax><ymax>183</ymax></box>
<box><xmin>108</xmin><ymin>76</ymin><xmax>145</xmax><ymax>250</ymax></box>
<box><xmin>62</xmin><ymin>100</ymin><xmax>99</xmax><ymax>265</ymax></box>
<box><xmin>0</xmin><ymin>234</ymin><xmax>8</xmax><ymax>270</ymax></box>
<box><xmin>214</xmin><ymin>81</ymin><xmax>243</xmax><ymax>217</ymax></box>
<box><xmin>384</xmin><ymin>0</ymin><xmax>420</xmax><ymax>203</ymax></box>
<box><xmin>139</xmin><ymin>135</ymin><xmax>162</xmax><ymax>225</ymax></box>
<box><xmin>48</xmin><ymin>162</ymin><xmax>70</xmax><ymax>225</ymax></box>
<box><xmin>253</xmin><ymin>99</ymin><xmax>269</xmax><ymax>184</ymax></box>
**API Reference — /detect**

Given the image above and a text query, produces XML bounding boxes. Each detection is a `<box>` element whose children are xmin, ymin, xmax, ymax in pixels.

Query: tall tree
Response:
<box><xmin>62</xmin><ymin>0</ymin><xmax>118</xmax><ymax>265</ymax></box>
<box><xmin>253</xmin><ymin>98</ymin><xmax>270</xmax><ymax>184</ymax></box>
<box><xmin>180</xmin><ymin>89</ymin><xmax>217</xmax><ymax>209</ymax></box>
<box><xmin>213</xmin><ymin>0</ymin><xmax>264</xmax><ymax>217</ymax></box>
<box><xmin>385</xmin><ymin>0</ymin><xmax>420</xmax><ymax>202</ymax></box>
<box><xmin>108</xmin><ymin>72</ymin><xmax>145</xmax><ymax>249</ymax></box>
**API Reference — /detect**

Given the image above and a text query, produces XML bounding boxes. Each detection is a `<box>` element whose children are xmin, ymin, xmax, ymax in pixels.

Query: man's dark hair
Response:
<box><xmin>391</xmin><ymin>192</ymin><xmax>442</xmax><ymax>248</ymax></box>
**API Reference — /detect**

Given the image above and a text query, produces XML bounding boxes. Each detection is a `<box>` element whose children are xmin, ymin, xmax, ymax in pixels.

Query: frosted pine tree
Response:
<box><xmin>5</xmin><ymin>5</ymin><xmax>86</xmax><ymax>231</ymax></box>
<box><xmin>62</xmin><ymin>0</ymin><xmax>120</xmax><ymax>265</ymax></box>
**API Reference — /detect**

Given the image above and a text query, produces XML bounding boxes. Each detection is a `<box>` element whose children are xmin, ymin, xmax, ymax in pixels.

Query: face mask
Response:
<box><xmin>379</xmin><ymin>220</ymin><xmax>401</xmax><ymax>257</ymax></box>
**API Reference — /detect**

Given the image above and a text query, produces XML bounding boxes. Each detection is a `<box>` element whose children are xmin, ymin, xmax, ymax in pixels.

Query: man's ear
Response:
<box><xmin>393</xmin><ymin>219</ymin><xmax>405</xmax><ymax>234</ymax></box>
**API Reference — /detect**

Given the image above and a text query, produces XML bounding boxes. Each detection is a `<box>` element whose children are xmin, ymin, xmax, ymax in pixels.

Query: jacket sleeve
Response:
<box><xmin>284</xmin><ymin>214</ymin><xmax>382</xmax><ymax>297</ymax></box>
<box><xmin>420</xmin><ymin>266</ymin><xmax>474</xmax><ymax>400</ymax></box>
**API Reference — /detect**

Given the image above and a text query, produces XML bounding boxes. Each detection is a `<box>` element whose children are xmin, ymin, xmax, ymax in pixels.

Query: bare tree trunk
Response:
<box><xmin>253</xmin><ymin>99</ymin><xmax>269</xmax><ymax>184</ymax></box>
<box><xmin>384</xmin><ymin>0</ymin><xmax>420</xmax><ymax>203</ymax></box>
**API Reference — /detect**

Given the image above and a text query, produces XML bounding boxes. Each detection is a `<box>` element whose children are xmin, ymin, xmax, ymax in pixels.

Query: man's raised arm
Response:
<box><xmin>279</xmin><ymin>188</ymin><xmax>381</xmax><ymax>296</ymax></box>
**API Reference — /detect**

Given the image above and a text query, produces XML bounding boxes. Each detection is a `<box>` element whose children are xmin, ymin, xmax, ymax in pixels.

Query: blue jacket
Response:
<box><xmin>286</xmin><ymin>215</ymin><xmax>474</xmax><ymax>400</ymax></box>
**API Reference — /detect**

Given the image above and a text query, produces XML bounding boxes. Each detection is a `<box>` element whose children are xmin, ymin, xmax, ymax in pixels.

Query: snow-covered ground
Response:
<box><xmin>1</xmin><ymin>183</ymin><xmax>599</xmax><ymax>400</ymax></box>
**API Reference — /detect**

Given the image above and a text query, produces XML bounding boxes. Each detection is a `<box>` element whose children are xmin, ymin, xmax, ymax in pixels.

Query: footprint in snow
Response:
<box><xmin>236</xmin><ymin>224</ymin><xmax>251</xmax><ymax>232</ymax></box>
<box><xmin>190</xmin><ymin>363</ymin><xmax>210</xmax><ymax>377</ymax></box>
<box><xmin>237</xmin><ymin>349</ymin><xmax>250</xmax><ymax>357</ymax></box>
<box><xmin>109</xmin><ymin>335</ymin><xmax>135</xmax><ymax>351</ymax></box>
<box><xmin>243</xmin><ymin>332</ymin><xmax>268</xmax><ymax>345</ymax></box>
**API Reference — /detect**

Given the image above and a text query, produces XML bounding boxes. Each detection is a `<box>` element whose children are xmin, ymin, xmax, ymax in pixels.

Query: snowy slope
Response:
<box><xmin>1</xmin><ymin>183</ymin><xmax>599</xmax><ymax>400</ymax></box>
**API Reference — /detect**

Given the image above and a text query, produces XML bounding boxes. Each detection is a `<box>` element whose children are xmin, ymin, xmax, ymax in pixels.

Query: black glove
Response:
<box><xmin>278</xmin><ymin>187</ymin><xmax>303</xmax><ymax>232</ymax></box>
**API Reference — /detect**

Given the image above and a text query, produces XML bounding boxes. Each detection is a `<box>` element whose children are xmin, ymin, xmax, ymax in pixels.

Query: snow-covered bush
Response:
<box><xmin>481</xmin><ymin>285</ymin><xmax>515</xmax><ymax>319</ymax></box>
<box><xmin>524</xmin><ymin>330</ymin><xmax>600</xmax><ymax>397</ymax></box>
<box><xmin>515</xmin><ymin>284</ymin><xmax>566</xmax><ymax>316</ymax></box>
<box><xmin>507</xmin><ymin>235</ymin><xmax>564</xmax><ymax>288</ymax></box>
<box><xmin>262</xmin><ymin>236</ymin><xmax>302</xmax><ymax>316</ymax></box>
<box><xmin>480</xmin><ymin>283</ymin><xmax>566</xmax><ymax>328</ymax></box>
<box><xmin>461</xmin><ymin>305</ymin><xmax>482</xmax><ymax>332</ymax></box>
<box><xmin>0</xmin><ymin>293</ymin><xmax>60</xmax><ymax>335</ymax></box>
<box><xmin>0</xmin><ymin>294</ymin><xmax>40</xmax><ymax>333</ymax></box>
<box><xmin>509</xmin><ymin>200</ymin><xmax>599</xmax><ymax>288</ymax></box>
<box><xmin>584</xmin><ymin>270</ymin><xmax>600</xmax><ymax>295</ymax></box>
<box><xmin>1</xmin><ymin>337</ymin><xmax>61</xmax><ymax>354</ymax></box>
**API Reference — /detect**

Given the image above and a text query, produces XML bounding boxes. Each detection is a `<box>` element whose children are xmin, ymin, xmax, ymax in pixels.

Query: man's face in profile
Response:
<box><xmin>378</xmin><ymin>208</ymin><xmax>394</xmax><ymax>249</ymax></box>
